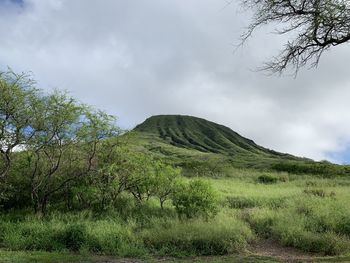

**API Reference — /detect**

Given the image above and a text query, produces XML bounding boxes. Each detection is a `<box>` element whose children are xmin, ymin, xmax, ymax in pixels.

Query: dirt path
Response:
<box><xmin>249</xmin><ymin>238</ymin><xmax>320</xmax><ymax>262</ymax></box>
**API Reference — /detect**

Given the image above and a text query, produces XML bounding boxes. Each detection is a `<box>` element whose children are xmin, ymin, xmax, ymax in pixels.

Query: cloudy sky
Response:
<box><xmin>1</xmin><ymin>0</ymin><xmax>350</xmax><ymax>163</ymax></box>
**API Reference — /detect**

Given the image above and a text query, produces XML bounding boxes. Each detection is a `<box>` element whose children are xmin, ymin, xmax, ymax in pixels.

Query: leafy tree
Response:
<box><xmin>0</xmin><ymin>70</ymin><xmax>121</xmax><ymax>214</ymax></box>
<box><xmin>27</xmin><ymin>98</ymin><xmax>120</xmax><ymax>214</ymax></box>
<box><xmin>77</xmin><ymin>140</ymin><xmax>129</xmax><ymax>211</ymax></box>
<box><xmin>27</xmin><ymin>91</ymin><xmax>83</xmax><ymax>214</ymax></box>
<box><xmin>0</xmin><ymin>70</ymin><xmax>39</xmax><ymax>193</ymax></box>
<box><xmin>172</xmin><ymin>179</ymin><xmax>219</xmax><ymax>218</ymax></box>
<box><xmin>153</xmin><ymin>161</ymin><xmax>181</xmax><ymax>209</ymax></box>
<box><xmin>125</xmin><ymin>153</ymin><xmax>156</xmax><ymax>204</ymax></box>
<box><xmin>242</xmin><ymin>0</ymin><xmax>350</xmax><ymax>74</ymax></box>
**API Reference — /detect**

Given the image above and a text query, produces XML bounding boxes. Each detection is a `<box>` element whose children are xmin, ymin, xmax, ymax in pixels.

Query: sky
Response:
<box><xmin>1</xmin><ymin>0</ymin><xmax>350</xmax><ymax>163</ymax></box>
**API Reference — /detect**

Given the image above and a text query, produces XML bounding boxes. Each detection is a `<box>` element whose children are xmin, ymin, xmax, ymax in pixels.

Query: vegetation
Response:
<box><xmin>1</xmin><ymin>70</ymin><xmax>350</xmax><ymax>261</ymax></box>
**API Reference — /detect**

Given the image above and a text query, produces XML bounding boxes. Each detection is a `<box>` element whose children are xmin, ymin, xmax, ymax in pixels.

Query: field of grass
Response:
<box><xmin>209</xmin><ymin>171</ymin><xmax>350</xmax><ymax>256</ymax></box>
<box><xmin>0</xmin><ymin>169</ymin><xmax>350</xmax><ymax>262</ymax></box>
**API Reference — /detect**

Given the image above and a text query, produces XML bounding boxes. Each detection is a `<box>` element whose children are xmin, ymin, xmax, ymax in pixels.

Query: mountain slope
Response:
<box><xmin>128</xmin><ymin>115</ymin><xmax>348</xmax><ymax>177</ymax></box>
<box><xmin>134</xmin><ymin>115</ymin><xmax>294</xmax><ymax>159</ymax></box>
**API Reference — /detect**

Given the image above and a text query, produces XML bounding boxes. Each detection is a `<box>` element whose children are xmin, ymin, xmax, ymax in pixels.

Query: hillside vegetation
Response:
<box><xmin>1</xmin><ymin>71</ymin><xmax>350</xmax><ymax>262</ymax></box>
<box><xmin>130</xmin><ymin>115</ymin><xmax>350</xmax><ymax>177</ymax></box>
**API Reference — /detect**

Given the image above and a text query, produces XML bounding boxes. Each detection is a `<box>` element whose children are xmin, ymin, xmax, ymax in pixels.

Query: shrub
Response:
<box><xmin>172</xmin><ymin>180</ymin><xmax>219</xmax><ymax>218</ymax></box>
<box><xmin>257</xmin><ymin>174</ymin><xmax>278</xmax><ymax>184</ymax></box>
<box><xmin>57</xmin><ymin>224</ymin><xmax>87</xmax><ymax>251</ymax></box>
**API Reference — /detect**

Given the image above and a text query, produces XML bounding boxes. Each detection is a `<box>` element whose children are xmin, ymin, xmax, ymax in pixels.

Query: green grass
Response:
<box><xmin>3</xmin><ymin>170</ymin><xmax>350</xmax><ymax>256</ymax></box>
<box><xmin>2</xmin><ymin>172</ymin><xmax>350</xmax><ymax>258</ymax></box>
<box><xmin>0</xmin><ymin>250</ymin><xmax>90</xmax><ymax>263</ymax></box>
<box><xmin>204</xmin><ymin>172</ymin><xmax>350</xmax><ymax>256</ymax></box>
<box><xmin>0</xmin><ymin>250</ymin><xmax>282</xmax><ymax>263</ymax></box>
<box><xmin>142</xmin><ymin>211</ymin><xmax>254</xmax><ymax>256</ymax></box>
<box><xmin>2</xmin><ymin>250</ymin><xmax>350</xmax><ymax>263</ymax></box>
<box><xmin>0</xmin><ymin>214</ymin><xmax>146</xmax><ymax>257</ymax></box>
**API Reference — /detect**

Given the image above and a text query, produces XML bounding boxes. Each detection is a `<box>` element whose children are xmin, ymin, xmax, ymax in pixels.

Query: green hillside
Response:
<box><xmin>130</xmin><ymin>115</ymin><xmax>349</xmax><ymax>176</ymax></box>
<box><xmin>135</xmin><ymin>115</ymin><xmax>287</xmax><ymax>156</ymax></box>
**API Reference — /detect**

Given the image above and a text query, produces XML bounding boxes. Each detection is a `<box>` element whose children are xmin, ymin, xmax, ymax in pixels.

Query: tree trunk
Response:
<box><xmin>40</xmin><ymin>195</ymin><xmax>49</xmax><ymax>216</ymax></box>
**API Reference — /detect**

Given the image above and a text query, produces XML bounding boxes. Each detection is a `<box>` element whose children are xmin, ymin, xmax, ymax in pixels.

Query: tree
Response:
<box><xmin>28</xmin><ymin>91</ymin><xmax>83</xmax><ymax>214</ymax></box>
<box><xmin>27</xmin><ymin>96</ymin><xmax>120</xmax><ymax>214</ymax></box>
<box><xmin>241</xmin><ymin>0</ymin><xmax>350</xmax><ymax>74</ymax></box>
<box><xmin>0</xmin><ymin>70</ymin><xmax>41</xmax><ymax>201</ymax></box>
<box><xmin>0</xmin><ymin>70</ymin><xmax>38</xmax><ymax>181</ymax></box>
<box><xmin>125</xmin><ymin>153</ymin><xmax>156</xmax><ymax>204</ymax></box>
<box><xmin>153</xmin><ymin>161</ymin><xmax>181</xmax><ymax>209</ymax></box>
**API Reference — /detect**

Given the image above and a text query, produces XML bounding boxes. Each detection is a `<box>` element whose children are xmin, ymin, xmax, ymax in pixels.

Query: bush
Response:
<box><xmin>57</xmin><ymin>224</ymin><xmax>87</xmax><ymax>251</ymax></box>
<box><xmin>172</xmin><ymin>180</ymin><xmax>219</xmax><ymax>218</ymax></box>
<box><xmin>257</xmin><ymin>174</ymin><xmax>278</xmax><ymax>184</ymax></box>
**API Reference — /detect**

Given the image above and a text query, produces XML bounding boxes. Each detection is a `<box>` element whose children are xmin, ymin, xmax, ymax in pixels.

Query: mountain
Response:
<box><xmin>134</xmin><ymin>115</ymin><xmax>288</xmax><ymax>158</ymax></box>
<box><xmin>130</xmin><ymin>115</ymin><xmax>310</xmax><ymax>175</ymax></box>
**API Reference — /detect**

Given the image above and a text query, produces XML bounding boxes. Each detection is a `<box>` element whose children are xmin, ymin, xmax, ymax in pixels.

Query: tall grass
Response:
<box><xmin>0</xmin><ymin>214</ymin><xmax>145</xmax><ymax>257</ymax></box>
<box><xmin>247</xmin><ymin>196</ymin><xmax>350</xmax><ymax>255</ymax></box>
<box><xmin>0</xmin><ymin>210</ymin><xmax>254</xmax><ymax>257</ymax></box>
<box><xmin>1</xmin><ymin>171</ymin><xmax>350</xmax><ymax>258</ymax></box>
<box><xmin>142</xmin><ymin>211</ymin><xmax>254</xmax><ymax>256</ymax></box>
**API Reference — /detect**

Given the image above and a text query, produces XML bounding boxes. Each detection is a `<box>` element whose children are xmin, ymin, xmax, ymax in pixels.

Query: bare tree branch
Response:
<box><xmin>241</xmin><ymin>0</ymin><xmax>350</xmax><ymax>74</ymax></box>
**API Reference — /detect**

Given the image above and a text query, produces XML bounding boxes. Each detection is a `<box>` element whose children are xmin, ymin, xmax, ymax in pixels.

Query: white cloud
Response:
<box><xmin>1</xmin><ymin>0</ymin><xmax>350</xmax><ymax>162</ymax></box>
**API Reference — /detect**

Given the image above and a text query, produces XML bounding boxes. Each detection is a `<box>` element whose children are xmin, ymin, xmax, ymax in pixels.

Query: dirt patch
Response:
<box><xmin>91</xmin><ymin>257</ymin><xmax>146</xmax><ymax>263</ymax></box>
<box><xmin>249</xmin><ymin>238</ymin><xmax>320</xmax><ymax>262</ymax></box>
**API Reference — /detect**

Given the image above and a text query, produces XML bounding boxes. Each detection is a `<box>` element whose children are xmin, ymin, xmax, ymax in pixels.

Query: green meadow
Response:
<box><xmin>1</xmin><ymin>171</ymin><xmax>350</xmax><ymax>262</ymax></box>
<box><xmin>1</xmin><ymin>73</ymin><xmax>350</xmax><ymax>262</ymax></box>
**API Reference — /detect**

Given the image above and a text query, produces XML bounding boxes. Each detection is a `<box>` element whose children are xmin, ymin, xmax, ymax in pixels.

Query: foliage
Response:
<box><xmin>0</xmin><ymin>70</ymin><xmax>40</xmax><ymax>197</ymax></box>
<box><xmin>58</xmin><ymin>224</ymin><xmax>87</xmax><ymax>251</ymax></box>
<box><xmin>172</xmin><ymin>179</ymin><xmax>219</xmax><ymax>218</ymax></box>
<box><xmin>142</xmin><ymin>212</ymin><xmax>254</xmax><ymax>256</ymax></box>
<box><xmin>2</xmin><ymin>70</ymin><xmax>350</xmax><ymax>260</ymax></box>
<box><xmin>272</xmin><ymin>161</ymin><xmax>350</xmax><ymax>176</ymax></box>
<box><xmin>257</xmin><ymin>174</ymin><xmax>278</xmax><ymax>184</ymax></box>
<box><xmin>247</xmin><ymin>196</ymin><xmax>350</xmax><ymax>255</ymax></box>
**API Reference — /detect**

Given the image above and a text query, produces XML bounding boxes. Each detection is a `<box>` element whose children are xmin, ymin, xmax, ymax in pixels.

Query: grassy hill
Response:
<box><xmin>134</xmin><ymin>115</ymin><xmax>292</xmax><ymax>157</ymax></box>
<box><xmin>129</xmin><ymin>115</ymin><xmax>349</xmax><ymax>177</ymax></box>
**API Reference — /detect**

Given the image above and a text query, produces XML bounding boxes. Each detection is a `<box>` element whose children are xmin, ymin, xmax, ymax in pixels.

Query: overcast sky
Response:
<box><xmin>1</xmin><ymin>0</ymin><xmax>350</xmax><ymax>163</ymax></box>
